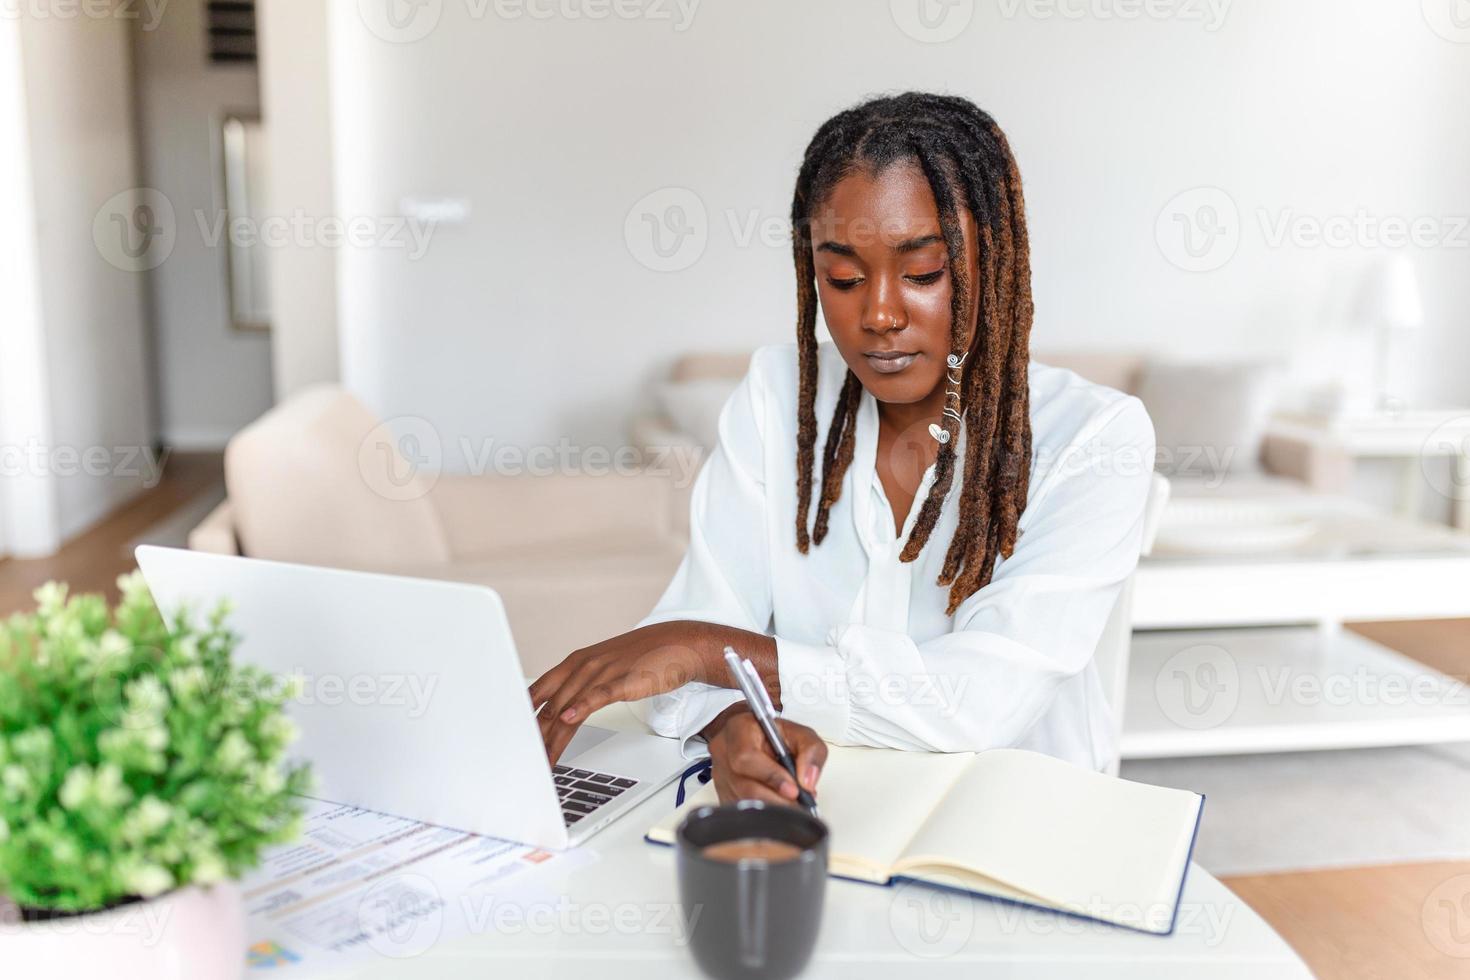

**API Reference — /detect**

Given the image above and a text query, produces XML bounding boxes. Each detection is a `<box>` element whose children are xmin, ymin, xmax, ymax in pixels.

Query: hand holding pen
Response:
<box><xmin>721</xmin><ymin>646</ymin><xmax>821</xmax><ymax>818</ymax></box>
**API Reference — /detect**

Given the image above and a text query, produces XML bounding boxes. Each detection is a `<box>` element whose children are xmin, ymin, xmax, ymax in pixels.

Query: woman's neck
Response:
<box><xmin>876</xmin><ymin>385</ymin><xmax>948</xmax><ymax>437</ymax></box>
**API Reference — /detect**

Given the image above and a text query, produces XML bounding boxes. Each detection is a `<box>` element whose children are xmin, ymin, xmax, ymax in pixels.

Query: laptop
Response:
<box><xmin>134</xmin><ymin>545</ymin><xmax>688</xmax><ymax>850</ymax></box>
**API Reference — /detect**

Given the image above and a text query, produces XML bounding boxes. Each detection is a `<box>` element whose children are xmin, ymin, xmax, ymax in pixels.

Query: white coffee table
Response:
<box><xmin>1125</xmin><ymin>495</ymin><xmax>1470</xmax><ymax>758</ymax></box>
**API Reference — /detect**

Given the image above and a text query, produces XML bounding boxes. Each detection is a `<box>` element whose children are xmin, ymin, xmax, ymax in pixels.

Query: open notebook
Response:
<box><xmin>647</xmin><ymin>745</ymin><xmax>1204</xmax><ymax>935</ymax></box>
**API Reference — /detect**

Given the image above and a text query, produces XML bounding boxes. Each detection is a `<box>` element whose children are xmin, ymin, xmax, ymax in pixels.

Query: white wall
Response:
<box><xmin>132</xmin><ymin>0</ymin><xmax>274</xmax><ymax>448</ymax></box>
<box><xmin>7</xmin><ymin>7</ymin><xmax>154</xmax><ymax>548</ymax></box>
<box><xmin>258</xmin><ymin>0</ymin><xmax>342</xmax><ymax>398</ymax></box>
<box><xmin>319</xmin><ymin>0</ymin><xmax>1469</xmax><ymax>469</ymax></box>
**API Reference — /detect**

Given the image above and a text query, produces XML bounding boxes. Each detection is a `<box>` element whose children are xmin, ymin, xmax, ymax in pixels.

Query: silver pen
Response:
<box><xmin>722</xmin><ymin>646</ymin><xmax>819</xmax><ymax>817</ymax></box>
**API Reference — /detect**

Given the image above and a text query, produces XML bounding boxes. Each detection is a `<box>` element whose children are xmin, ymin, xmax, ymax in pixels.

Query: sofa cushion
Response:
<box><xmin>1136</xmin><ymin>361</ymin><xmax>1278</xmax><ymax>480</ymax></box>
<box><xmin>225</xmin><ymin>385</ymin><xmax>452</xmax><ymax>568</ymax></box>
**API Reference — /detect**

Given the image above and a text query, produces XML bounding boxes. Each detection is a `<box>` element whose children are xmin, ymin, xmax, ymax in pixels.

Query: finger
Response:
<box><xmin>729</xmin><ymin>747</ymin><xmax>799</xmax><ymax>801</ymax></box>
<box><xmin>527</xmin><ymin>653</ymin><xmax>581</xmax><ymax>710</ymax></box>
<box><xmin>540</xmin><ymin>656</ymin><xmax>604</xmax><ymax>728</ymax></box>
<box><xmin>559</xmin><ymin>680</ymin><xmax>622</xmax><ymax>725</ymax></box>
<box><xmin>559</xmin><ymin>666</ymin><xmax>659</xmax><ymax>724</ymax></box>
<box><xmin>544</xmin><ymin>715</ymin><xmax>584</xmax><ymax>767</ymax></box>
<box><xmin>725</xmin><ymin>777</ymin><xmax>794</xmax><ymax>807</ymax></box>
<box><xmin>712</xmin><ymin>744</ymin><xmax>793</xmax><ymax>806</ymax></box>
<box><xmin>785</xmin><ymin>727</ymin><xmax>827</xmax><ymax>792</ymax></box>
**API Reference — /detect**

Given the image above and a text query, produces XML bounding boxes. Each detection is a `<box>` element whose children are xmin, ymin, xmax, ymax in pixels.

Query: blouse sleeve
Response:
<box><xmin>628</xmin><ymin>356</ymin><xmax>772</xmax><ymax>756</ymax></box>
<box><xmin>774</xmin><ymin>396</ymin><xmax>1156</xmax><ymax>756</ymax></box>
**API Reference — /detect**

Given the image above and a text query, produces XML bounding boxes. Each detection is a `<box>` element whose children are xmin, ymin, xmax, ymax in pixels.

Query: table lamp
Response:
<box><xmin>1353</xmin><ymin>255</ymin><xmax>1423</xmax><ymax>412</ymax></box>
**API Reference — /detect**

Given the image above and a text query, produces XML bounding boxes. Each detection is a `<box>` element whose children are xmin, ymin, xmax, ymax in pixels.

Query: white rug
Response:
<box><xmin>1122</xmin><ymin>743</ymin><xmax>1470</xmax><ymax>876</ymax></box>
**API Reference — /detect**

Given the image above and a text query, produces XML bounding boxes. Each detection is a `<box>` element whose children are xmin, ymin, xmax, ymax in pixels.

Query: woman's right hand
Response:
<box><xmin>704</xmin><ymin>706</ymin><xmax>826</xmax><ymax>806</ymax></box>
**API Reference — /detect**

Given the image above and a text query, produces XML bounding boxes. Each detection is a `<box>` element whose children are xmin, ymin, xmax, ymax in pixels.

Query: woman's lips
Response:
<box><xmin>864</xmin><ymin>351</ymin><xmax>918</xmax><ymax>374</ymax></box>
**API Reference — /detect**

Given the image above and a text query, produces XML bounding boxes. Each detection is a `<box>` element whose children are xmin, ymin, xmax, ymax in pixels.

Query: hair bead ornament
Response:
<box><xmin>927</xmin><ymin>350</ymin><xmax>969</xmax><ymax>444</ymax></box>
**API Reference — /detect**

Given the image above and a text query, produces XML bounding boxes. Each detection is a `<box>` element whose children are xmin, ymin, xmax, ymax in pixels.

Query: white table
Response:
<box><xmin>311</xmin><ymin>710</ymin><xmax>1309</xmax><ymax>979</ymax></box>
<box><xmin>1127</xmin><ymin>497</ymin><xmax>1470</xmax><ymax>758</ymax></box>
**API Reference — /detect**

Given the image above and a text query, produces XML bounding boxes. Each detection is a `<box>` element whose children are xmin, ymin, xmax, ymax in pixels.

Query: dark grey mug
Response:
<box><xmin>675</xmin><ymin>800</ymin><xmax>829</xmax><ymax>980</ymax></box>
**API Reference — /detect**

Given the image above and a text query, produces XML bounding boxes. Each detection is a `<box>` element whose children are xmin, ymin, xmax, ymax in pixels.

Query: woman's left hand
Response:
<box><xmin>529</xmin><ymin>621</ymin><xmax>775</xmax><ymax>765</ymax></box>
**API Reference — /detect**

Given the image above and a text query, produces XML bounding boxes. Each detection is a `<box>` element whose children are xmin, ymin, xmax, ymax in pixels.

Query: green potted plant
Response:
<box><xmin>0</xmin><ymin>573</ymin><xmax>309</xmax><ymax>977</ymax></box>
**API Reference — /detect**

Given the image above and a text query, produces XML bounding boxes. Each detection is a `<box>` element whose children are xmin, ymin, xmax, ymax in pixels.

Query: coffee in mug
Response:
<box><xmin>700</xmin><ymin>837</ymin><xmax>804</xmax><ymax>864</ymax></box>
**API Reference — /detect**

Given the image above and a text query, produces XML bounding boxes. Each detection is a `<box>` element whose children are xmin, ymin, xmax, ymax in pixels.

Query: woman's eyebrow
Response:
<box><xmin>815</xmin><ymin>233</ymin><xmax>944</xmax><ymax>257</ymax></box>
<box><xmin>895</xmin><ymin>233</ymin><xmax>944</xmax><ymax>252</ymax></box>
<box><xmin>815</xmin><ymin>240</ymin><xmax>857</xmax><ymax>256</ymax></box>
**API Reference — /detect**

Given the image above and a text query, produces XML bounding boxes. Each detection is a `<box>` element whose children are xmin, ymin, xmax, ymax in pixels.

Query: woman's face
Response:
<box><xmin>810</xmin><ymin>162</ymin><xmax>980</xmax><ymax>409</ymax></box>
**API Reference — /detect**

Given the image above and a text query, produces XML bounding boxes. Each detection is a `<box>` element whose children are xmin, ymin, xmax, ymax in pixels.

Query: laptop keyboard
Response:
<box><xmin>553</xmin><ymin>765</ymin><xmax>639</xmax><ymax>825</ymax></box>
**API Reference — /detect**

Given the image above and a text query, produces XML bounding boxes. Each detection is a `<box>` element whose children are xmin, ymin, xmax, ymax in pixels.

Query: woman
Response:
<box><xmin>529</xmin><ymin>91</ymin><xmax>1154</xmax><ymax>808</ymax></box>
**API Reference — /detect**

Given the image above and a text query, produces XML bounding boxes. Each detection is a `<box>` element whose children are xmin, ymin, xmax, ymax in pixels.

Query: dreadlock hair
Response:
<box><xmin>791</xmin><ymin>92</ymin><xmax>1035</xmax><ymax>616</ymax></box>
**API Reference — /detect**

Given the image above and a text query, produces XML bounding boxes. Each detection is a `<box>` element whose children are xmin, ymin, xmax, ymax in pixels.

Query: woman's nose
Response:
<box><xmin>861</xmin><ymin>275</ymin><xmax>907</xmax><ymax>334</ymax></box>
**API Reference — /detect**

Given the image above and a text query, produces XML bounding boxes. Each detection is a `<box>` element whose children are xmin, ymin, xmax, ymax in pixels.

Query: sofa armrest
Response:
<box><xmin>1260</xmin><ymin>432</ymin><xmax>1352</xmax><ymax>493</ymax></box>
<box><xmin>187</xmin><ymin>500</ymin><xmax>241</xmax><ymax>555</ymax></box>
<box><xmin>428</xmin><ymin>470</ymin><xmax>690</xmax><ymax>560</ymax></box>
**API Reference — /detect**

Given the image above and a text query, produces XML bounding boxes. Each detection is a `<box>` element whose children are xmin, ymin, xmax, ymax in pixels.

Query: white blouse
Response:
<box><xmin>632</xmin><ymin>341</ymin><xmax>1155</xmax><ymax>771</ymax></box>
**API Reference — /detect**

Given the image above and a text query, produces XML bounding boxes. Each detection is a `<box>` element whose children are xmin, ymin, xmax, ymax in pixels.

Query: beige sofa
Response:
<box><xmin>188</xmin><ymin>386</ymin><xmax>688</xmax><ymax>678</ymax></box>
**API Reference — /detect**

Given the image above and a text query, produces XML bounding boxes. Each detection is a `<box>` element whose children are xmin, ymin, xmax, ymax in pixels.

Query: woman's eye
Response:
<box><xmin>826</xmin><ymin>276</ymin><xmax>864</xmax><ymax>291</ymax></box>
<box><xmin>906</xmin><ymin>270</ymin><xmax>944</xmax><ymax>286</ymax></box>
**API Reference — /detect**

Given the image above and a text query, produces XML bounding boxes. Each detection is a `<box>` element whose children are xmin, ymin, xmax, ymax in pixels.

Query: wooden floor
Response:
<box><xmin>3</xmin><ymin>453</ymin><xmax>1470</xmax><ymax>979</ymax></box>
<box><xmin>0</xmin><ymin>452</ymin><xmax>222</xmax><ymax>612</ymax></box>
<box><xmin>1224</xmin><ymin>862</ymin><xmax>1470</xmax><ymax>980</ymax></box>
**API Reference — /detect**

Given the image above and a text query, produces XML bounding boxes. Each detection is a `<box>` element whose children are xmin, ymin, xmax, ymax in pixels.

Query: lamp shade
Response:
<box><xmin>1353</xmin><ymin>255</ymin><xmax>1424</xmax><ymax>330</ymax></box>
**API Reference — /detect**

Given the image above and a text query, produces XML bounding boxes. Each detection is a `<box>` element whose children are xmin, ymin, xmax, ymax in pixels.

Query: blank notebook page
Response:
<box><xmin>900</xmin><ymin>749</ymin><xmax>1201</xmax><ymax>933</ymax></box>
<box><xmin>808</xmin><ymin>746</ymin><xmax>973</xmax><ymax>876</ymax></box>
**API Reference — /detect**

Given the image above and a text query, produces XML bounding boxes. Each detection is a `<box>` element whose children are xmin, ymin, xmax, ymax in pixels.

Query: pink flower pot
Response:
<box><xmin>0</xmin><ymin>883</ymin><xmax>245</xmax><ymax>980</ymax></box>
